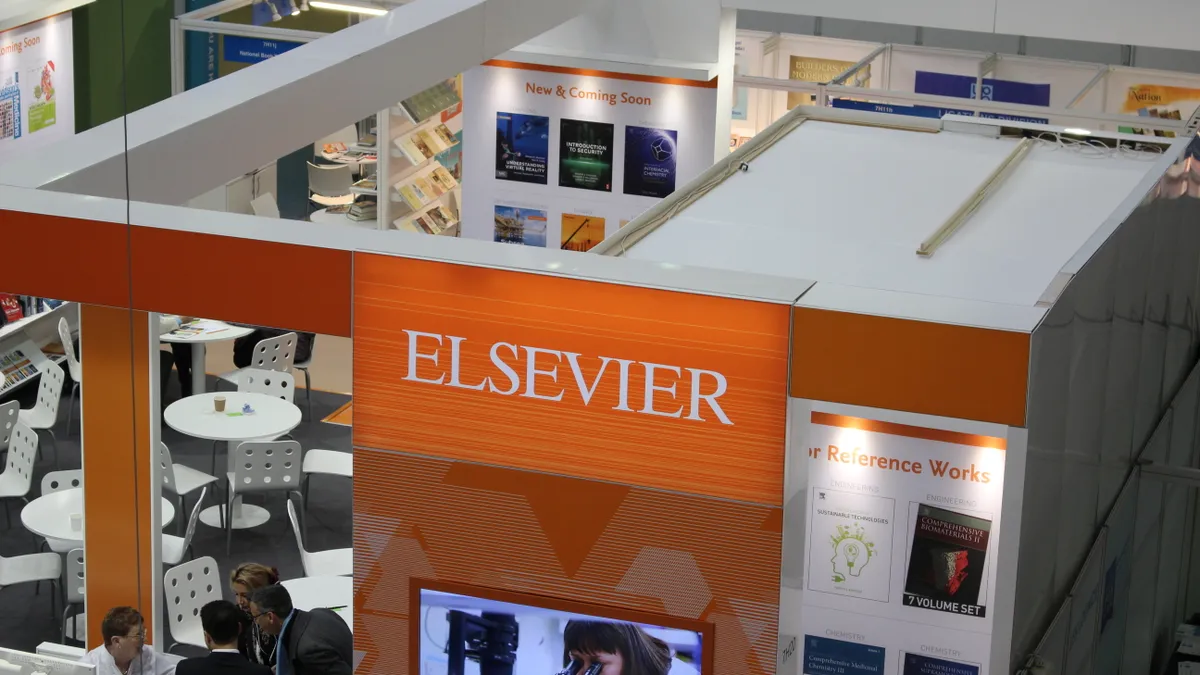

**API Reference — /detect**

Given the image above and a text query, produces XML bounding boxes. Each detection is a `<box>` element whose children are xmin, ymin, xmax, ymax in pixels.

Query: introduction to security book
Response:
<box><xmin>623</xmin><ymin>126</ymin><xmax>678</xmax><ymax>198</ymax></box>
<box><xmin>903</xmin><ymin>504</ymin><xmax>991</xmax><ymax>618</ymax></box>
<box><xmin>558</xmin><ymin>118</ymin><xmax>614</xmax><ymax>192</ymax></box>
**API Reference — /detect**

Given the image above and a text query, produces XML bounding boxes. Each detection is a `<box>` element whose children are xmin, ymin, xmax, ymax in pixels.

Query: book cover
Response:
<box><xmin>495</xmin><ymin>112</ymin><xmax>550</xmax><ymax>185</ymax></box>
<box><xmin>806</xmin><ymin>488</ymin><xmax>895</xmax><ymax>603</ymax></box>
<box><xmin>433</xmin><ymin>166</ymin><xmax>458</xmax><ymax>190</ymax></box>
<box><xmin>434</xmin><ymin>131</ymin><xmax>463</xmax><ymax>180</ymax></box>
<box><xmin>901</xmin><ymin>653</ymin><xmax>979</xmax><ymax>675</ymax></box>
<box><xmin>903</xmin><ymin>504</ymin><xmax>991</xmax><ymax>617</ymax></box>
<box><xmin>623</xmin><ymin>126</ymin><xmax>678</xmax><ymax>198</ymax></box>
<box><xmin>408</xmin><ymin>181</ymin><xmax>430</xmax><ymax>204</ymax></box>
<box><xmin>0</xmin><ymin>294</ymin><xmax>23</xmax><ymax>323</ymax></box>
<box><xmin>434</xmin><ymin>124</ymin><xmax>457</xmax><ymax>148</ymax></box>
<box><xmin>410</xmin><ymin>134</ymin><xmax>435</xmax><ymax>160</ymax></box>
<box><xmin>399</xmin><ymin>185</ymin><xmax>423</xmax><ymax>210</ymax></box>
<box><xmin>494</xmin><ymin>204</ymin><xmax>547</xmax><ymax>247</ymax></box>
<box><xmin>560</xmin><ymin>213</ymin><xmax>606</xmax><ymax>252</ymax></box>
<box><xmin>415</xmin><ymin>176</ymin><xmax>440</xmax><ymax>198</ymax></box>
<box><xmin>418</xmin><ymin>129</ymin><xmax>447</xmax><ymax>153</ymax></box>
<box><xmin>559</xmin><ymin>119</ymin><xmax>614</xmax><ymax>192</ymax></box>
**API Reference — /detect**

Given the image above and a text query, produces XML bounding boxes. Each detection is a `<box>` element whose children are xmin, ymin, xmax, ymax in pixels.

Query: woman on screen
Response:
<box><xmin>562</xmin><ymin>620</ymin><xmax>701</xmax><ymax>675</ymax></box>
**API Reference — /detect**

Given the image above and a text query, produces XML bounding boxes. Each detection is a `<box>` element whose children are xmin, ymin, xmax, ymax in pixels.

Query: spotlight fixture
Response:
<box><xmin>309</xmin><ymin>1</ymin><xmax>389</xmax><ymax>15</ymax></box>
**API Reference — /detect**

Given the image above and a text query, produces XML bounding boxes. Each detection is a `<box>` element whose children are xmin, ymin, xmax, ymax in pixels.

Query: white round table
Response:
<box><xmin>159</xmin><ymin>319</ymin><xmax>254</xmax><ymax>396</ymax></box>
<box><xmin>22</xmin><ymin>488</ymin><xmax>176</xmax><ymax>545</ymax></box>
<box><xmin>164</xmin><ymin>392</ymin><xmax>302</xmax><ymax>530</ymax></box>
<box><xmin>282</xmin><ymin>576</ymin><xmax>353</xmax><ymax>631</ymax></box>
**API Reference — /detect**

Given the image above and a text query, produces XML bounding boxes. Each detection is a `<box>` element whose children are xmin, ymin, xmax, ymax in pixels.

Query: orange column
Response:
<box><xmin>81</xmin><ymin>304</ymin><xmax>155</xmax><ymax>648</ymax></box>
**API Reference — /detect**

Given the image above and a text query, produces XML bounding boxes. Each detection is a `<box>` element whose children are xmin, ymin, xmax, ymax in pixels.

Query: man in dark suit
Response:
<box><xmin>249</xmin><ymin>585</ymin><xmax>352</xmax><ymax>675</ymax></box>
<box><xmin>179</xmin><ymin>600</ymin><xmax>272</xmax><ymax>675</ymax></box>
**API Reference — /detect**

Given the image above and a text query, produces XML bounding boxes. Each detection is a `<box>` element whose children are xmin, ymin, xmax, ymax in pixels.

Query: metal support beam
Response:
<box><xmin>1141</xmin><ymin>461</ymin><xmax>1200</xmax><ymax>489</ymax></box>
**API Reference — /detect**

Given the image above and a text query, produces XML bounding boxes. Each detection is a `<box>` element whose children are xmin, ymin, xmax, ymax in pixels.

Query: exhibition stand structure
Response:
<box><xmin>595</xmin><ymin>103</ymin><xmax>1200</xmax><ymax>674</ymax></box>
<box><xmin>6</xmin><ymin>3</ymin><xmax>1200</xmax><ymax>674</ymax></box>
<box><xmin>730</xmin><ymin>33</ymin><xmax>1199</xmax><ymax>148</ymax></box>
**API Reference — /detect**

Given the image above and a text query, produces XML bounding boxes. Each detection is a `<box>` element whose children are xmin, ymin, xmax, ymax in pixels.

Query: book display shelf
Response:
<box><xmin>377</xmin><ymin>79</ymin><xmax>464</xmax><ymax>235</ymax></box>
<box><xmin>0</xmin><ymin>301</ymin><xmax>75</xmax><ymax>399</ymax></box>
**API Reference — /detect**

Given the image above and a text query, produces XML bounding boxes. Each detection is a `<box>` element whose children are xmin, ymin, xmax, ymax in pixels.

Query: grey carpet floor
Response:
<box><xmin>0</xmin><ymin>373</ymin><xmax>353</xmax><ymax>654</ymax></box>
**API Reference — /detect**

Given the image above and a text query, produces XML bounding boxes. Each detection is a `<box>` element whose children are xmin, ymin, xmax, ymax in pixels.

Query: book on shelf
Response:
<box><xmin>352</xmin><ymin>176</ymin><xmax>378</xmax><ymax>191</ymax></box>
<box><xmin>415</xmin><ymin>176</ymin><xmax>440</xmax><ymax>199</ymax></box>
<box><xmin>0</xmin><ymin>347</ymin><xmax>39</xmax><ymax>388</ymax></box>
<box><xmin>322</xmin><ymin>142</ymin><xmax>347</xmax><ymax>155</ymax></box>
<box><xmin>398</xmin><ymin>184</ymin><xmax>424</xmax><ymax>210</ymax></box>
<box><xmin>433</xmin><ymin>124</ymin><xmax>457</xmax><ymax>148</ymax></box>
<box><xmin>348</xmin><ymin>198</ymin><xmax>377</xmax><ymax>222</ymax></box>
<box><xmin>0</xmin><ymin>294</ymin><xmax>23</xmax><ymax>324</ymax></box>
<box><xmin>397</xmin><ymin>80</ymin><xmax>461</xmax><ymax>124</ymax></box>
<box><xmin>325</xmin><ymin>203</ymin><xmax>351</xmax><ymax>215</ymax></box>
<box><xmin>432</xmin><ymin>165</ymin><xmax>458</xmax><ymax>191</ymax></box>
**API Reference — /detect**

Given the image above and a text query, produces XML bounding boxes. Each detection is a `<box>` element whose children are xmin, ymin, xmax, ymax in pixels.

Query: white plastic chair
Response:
<box><xmin>159</xmin><ymin>442</ymin><xmax>217</xmax><ymax>535</ymax></box>
<box><xmin>0</xmin><ymin>547</ymin><xmax>61</xmax><ymax>620</ymax></box>
<box><xmin>57</xmin><ymin>318</ymin><xmax>82</xmax><ymax>437</ymax></box>
<box><xmin>301</xmin><ymin>449</ymin><xmax>351</xmax><ymax>512</ymax></box>
<box><xmin>218</xmin><ymin>333</ymin><xmax>298</xmax><ymax>389</ymax></box>
<box><xmin>164</xmin><ymin>556</ymin><xmax>222</xmax><ymax>652</ymax></box>
<box><xmin>208</xmin><ymin>370</ymin><xmax>298</xmax><ymax>478</ymax></box>
<box><xmin>0</xmin><ymin>400</ymin><xmax>17</xmax><ymax>468</ymax></box>
<box><xmin>163</xmin><ymin>486</ymin><xmax>206</xmax><ymax>566</ymax></box>
<box><xmin>224</xmin><ymin>441</ymin><xmax>302</xmax><ymax>554</ymax></box>
<box><xmin>307</xmin><ymin>162</ymin><xmax>354</xmax><ymax>207</ymax></box>
<box><xmin>39</xmin><ymin>470</ymin><xmax>82</xmax><ymax>553</ymax></box>
<box><xmin>0</xmin><ymin>422</ymin><xmax>38</xmax><ymax>528</ymax></box>
<box><xmin>287</xmin><ymin>497</ymin><xmax>351</xmax><ymax>577</ymax></box>
<box><xmin>19</xmin><ymin>361</ymin><xmax>63</xmax><ymax>464</ymax></box>
<box><xmin>250</xmin><ymin>193</ymin><xmax>280</xmax><ymax>218</ymax></box>
<box><xmin>62</xmin><ymin>548</ymin><xmax>85</xmax><ymax>644</ymax></box>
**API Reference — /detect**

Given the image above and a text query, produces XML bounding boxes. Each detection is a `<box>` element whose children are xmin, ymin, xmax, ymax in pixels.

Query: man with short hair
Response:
<box><xmin>178</xmin><ymin>600</ymin><xmax>271</xmax><ymax>675</ymax></box>
<box><xmin>80</xmin><ymin>607</ymin><xmax>182</xmax><ymax>675</ymax></box>
<box><xmin>248</xmin><ymin>585</ymin><xmax>352</xmax><ymax>675</ymax></box>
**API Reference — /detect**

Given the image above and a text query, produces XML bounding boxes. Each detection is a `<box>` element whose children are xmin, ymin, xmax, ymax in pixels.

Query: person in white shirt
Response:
<box><xmin>79</xmin><ymin>606</ymin><xmax>182</xmax><ymax>675</ymax></box>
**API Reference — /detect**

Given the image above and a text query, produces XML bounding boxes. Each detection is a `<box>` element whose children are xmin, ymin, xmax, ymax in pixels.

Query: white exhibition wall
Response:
<box><xmin>0</xmin><ymin>12</ymin><xmax>72</xmax><ymax>158</ymax></box>
<box><xmin>781</xmin><ymin>399</ymin><xmax>1016</xmax><ymax>675</ymax></box>
<box><xmin>461</xmin><ymin>61</ymin><xmax>717</xmax><ymax>250</ymax></box>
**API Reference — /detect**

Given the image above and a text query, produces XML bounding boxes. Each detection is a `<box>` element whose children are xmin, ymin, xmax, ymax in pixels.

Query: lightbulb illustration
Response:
<box><xmin>830</xmin><ymin>523</ymin><xmax>875</xmax><ymax>583</ymax></box>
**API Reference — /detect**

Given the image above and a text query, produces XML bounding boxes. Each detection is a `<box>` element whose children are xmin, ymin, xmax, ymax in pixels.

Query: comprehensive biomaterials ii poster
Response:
<box><xmin>462</xmin><ymin>61</ymin><xmax>717</xmax><ymax>248</ymax></box>
<box><xmin>0</xmin><ymin>13</ymin><xmax>74</xmax><ymax>157</ymax></box>
<box><xmin>786</xmin><ymin>407</ymin><xmax>1008</xmax><ymax>675</ymax></box>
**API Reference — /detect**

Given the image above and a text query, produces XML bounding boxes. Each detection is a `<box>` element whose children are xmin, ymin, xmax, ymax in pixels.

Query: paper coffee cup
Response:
<box><xmin>70</xmin><ymin>513</ymin><xmax>82</xmax><ymax>532</ymax></box>
<box><xmin>214</xmin><ymin>396</ymin><xmax>227</xmax><ymax>412</ymax></box>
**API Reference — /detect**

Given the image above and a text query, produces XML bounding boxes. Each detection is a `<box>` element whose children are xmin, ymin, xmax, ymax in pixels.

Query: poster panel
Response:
<box><xmin>0</xmin><ymin>13</ymin><xmax>73</xmax><ymax>157</ymax></box>
<box><xmin>785</xmin><ymin>403</ymin><xmax>1008</xmax><ymax>674</ymax></box>
<box><xmin>462</xmin><ymin>62</ymin><xmax>718</xmax><ymax>249</ymax></box>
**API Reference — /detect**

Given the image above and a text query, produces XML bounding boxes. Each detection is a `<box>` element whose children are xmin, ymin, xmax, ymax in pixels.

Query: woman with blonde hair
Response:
<box><xmin>229</xmin><ymin>563</ymin><xmax>280</xmax><ymax>668</ymax></box>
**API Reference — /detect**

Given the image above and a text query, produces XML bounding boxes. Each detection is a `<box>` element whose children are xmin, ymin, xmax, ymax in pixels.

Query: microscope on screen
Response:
<box><xmin>445</xmin><ymin>610</ymin><xmax>519</xmax><ymax>675</ymax></box>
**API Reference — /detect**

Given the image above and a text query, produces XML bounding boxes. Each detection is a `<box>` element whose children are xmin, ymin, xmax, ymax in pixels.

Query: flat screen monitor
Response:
<box><xmin>414</xmin><ymin>582</ymin><xmax>710</xmax><ymax>675</ymax></box>
<box><xmin>0</xmin><ymin>648</ymin><xmax>95</xmax><ymax>675</ymax></box>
